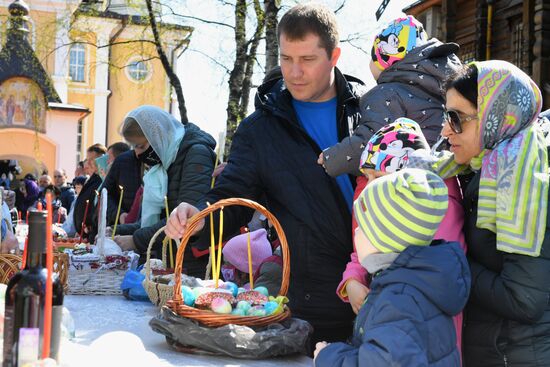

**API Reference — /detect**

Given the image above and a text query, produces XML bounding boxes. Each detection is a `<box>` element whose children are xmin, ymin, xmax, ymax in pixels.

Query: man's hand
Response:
<box><xmin>313</xmin><ymin>341</ymin><xmax>329</xmax><ymax>361</ymax></box>
<box><xmin>317</xmin><ymin>152</ymin><xmax>324</xmax><ymax>166</ymax></box>
<box><xmin>165</xmin><ymin>202</ymin><xmax>203</xmax><ymax>239</ymax></box>
<box><xmin>346</xmin><ymin>278</ymin><xmax>370</xmax><ymax>314</ymax></box>
<box><xmin>113</xmin><ymin>235</ymin><xmax>136</xmax><ymax>251</ymax></box>
<box><xmin>119</xmin><ymin>213</ymin><xmax>128</xmax><ymax>225</ymax></box>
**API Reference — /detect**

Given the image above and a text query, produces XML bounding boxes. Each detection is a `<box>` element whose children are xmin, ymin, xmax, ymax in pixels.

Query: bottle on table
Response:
<box><xmin>2</xmin><ymin>210</ymin><xmax>64</xmax><ymax>367</ymax></box>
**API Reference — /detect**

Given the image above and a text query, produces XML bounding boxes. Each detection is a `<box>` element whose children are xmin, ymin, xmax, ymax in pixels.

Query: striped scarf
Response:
<box><xmin>410</xmin><ymin>60</ymin><xmax>548</xmax><ymax>257</ymax></box>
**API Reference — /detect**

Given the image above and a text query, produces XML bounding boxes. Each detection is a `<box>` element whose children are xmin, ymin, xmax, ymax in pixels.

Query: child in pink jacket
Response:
<box><xmin>337</xmin><ymin>118</ymin><xmax>467</xmax><ymax>355</ymax></box>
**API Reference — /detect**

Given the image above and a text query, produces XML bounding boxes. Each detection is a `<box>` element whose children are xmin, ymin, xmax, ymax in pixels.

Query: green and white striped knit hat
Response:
<box><xmin>354</xmin><ymin>168</ymin><xmax>448</xmax><ymax>253</ymax></box>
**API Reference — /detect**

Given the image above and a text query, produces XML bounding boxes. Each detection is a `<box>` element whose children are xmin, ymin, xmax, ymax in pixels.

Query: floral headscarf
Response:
<box><xmin>472</xmin><ymin>60</ymin><xmax>547</xmax><ymax>257</ymax></box>
<box><xmin>411</xmin><ymin>60</ymin><xmax>548</xmax><ymax>257</ymax></box>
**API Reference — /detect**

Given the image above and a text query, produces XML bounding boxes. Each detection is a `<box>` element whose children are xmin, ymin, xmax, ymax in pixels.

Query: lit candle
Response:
<box><xmin>164</xmin><ymin>196</ymin><xmax>174</xmax><ymax>269</ymax></box>
<box><xmin>246</xmin><ymin>227</ymin><xmax>254</xmax><ymax>289</ymax></box>
<box><xmin>111</xmin><ymin>185</ymin><xmax>124</xmax><ymax>239</ymax></box>
<box><xmin>79</xmin><ymin>199</ymin><xmax>90</xmax><ymax>241</ymax></box>
<box><xmin>215</xmin><ymin>207</ymin><xmax>224</xmax><ymax>288</ymax></box>
<box><xmin>43</xmin><ymin>192</ymin><xmax>54</xmax><ymax>358</ymax></box>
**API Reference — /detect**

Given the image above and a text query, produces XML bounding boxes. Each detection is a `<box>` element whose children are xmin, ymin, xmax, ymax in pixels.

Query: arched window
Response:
<box><xmin>69</xmin><ymin>44</ymin><xmax>86</xmax><ymax>82</ymax></box>
<box><xmin>126</xmin><ymin>58</ymin><xmax>150</xmax><ymax>82</ymax></box>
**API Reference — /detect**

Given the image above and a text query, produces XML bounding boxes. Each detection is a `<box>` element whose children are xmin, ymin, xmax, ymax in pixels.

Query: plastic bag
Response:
<box><xmin>150</xmin><ymin>306</ymin><xmax>312</xmax><ymax>359</ymax></box>
<box><xmin>121</xmin><ymin>266</ymin><xmax>150</xmax><ymax>302</ymax></box>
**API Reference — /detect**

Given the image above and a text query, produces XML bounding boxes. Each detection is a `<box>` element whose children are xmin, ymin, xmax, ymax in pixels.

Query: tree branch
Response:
<box><xmin>145</xmin><ymin>0</ymin><xmax>188</xmax><ymax>123</ymax></box>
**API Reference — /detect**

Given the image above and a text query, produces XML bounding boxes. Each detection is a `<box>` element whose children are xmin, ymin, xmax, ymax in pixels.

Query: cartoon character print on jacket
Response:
<box><xmin>360</xmin><ymin>118</ymin><xmax>430</xmax><ymax>174</ymax></box>
<box><xmin>372</xmin><ymin>15</ymin><xmax>428</xmax><ymax>71</ymax></box>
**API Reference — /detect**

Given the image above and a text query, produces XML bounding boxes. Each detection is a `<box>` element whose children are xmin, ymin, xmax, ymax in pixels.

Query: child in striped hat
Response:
<box><xmin>314</xmin><ymin>169</ymin><xmax>470</xmax><ymax>367</ymax></box>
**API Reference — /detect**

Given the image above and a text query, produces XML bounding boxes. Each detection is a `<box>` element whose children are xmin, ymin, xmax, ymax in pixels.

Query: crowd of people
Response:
<box><xmin>2</xmin><ymin>2</ymin><xmax>550</xmax><ymax>366</ymax></box>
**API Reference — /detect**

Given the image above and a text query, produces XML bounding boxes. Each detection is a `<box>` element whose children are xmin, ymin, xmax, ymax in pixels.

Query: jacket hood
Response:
<box><xmin>377</xmin><ymin>39</ymin><xmax>462</xmax><ymax>97</ymax></box>
<box><xmin>180</xmin><ymin>122</ymin><xmax>216</xmax><ymax>152</ymax></box>
<box><xmin>373</xmin><ymin>241</ymin><xmax>471</xmax><ymax>316</ymax></box>
<box><xmin>254</xmin><ymin>67</ymin><xmax>366</xmax><ymax>117</ymax></box>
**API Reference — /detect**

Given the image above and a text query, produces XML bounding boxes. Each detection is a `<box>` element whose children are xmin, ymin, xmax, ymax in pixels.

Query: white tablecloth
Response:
<box><xmin>61</xmin><ymin>295</ymin><xmax>313</xmax><ymax>367</ymax></box>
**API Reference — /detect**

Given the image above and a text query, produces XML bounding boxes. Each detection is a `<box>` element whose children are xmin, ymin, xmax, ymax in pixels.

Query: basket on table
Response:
<box><xmin>142</xmin><ymin>226</ymin><xmax>178</xmax><ymax>306</ymax></box>
<box><xmin>66</xmin><ymin>251</ymin><xmax>135</xmax><ymax>295</ymax></box>
<box><xmin>165</xmin><ymin>197</ymin><xmax>291</xmax><ymax>328</ymax></box>
<box><xmin>0</xmin><ymin>253</ymin><xmax>69</xmax><ymax>291</ymax></box>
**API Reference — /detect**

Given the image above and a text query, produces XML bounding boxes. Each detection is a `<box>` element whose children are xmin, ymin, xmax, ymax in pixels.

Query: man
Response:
<box><xmin>53</xmin><ymin>169</ymin><xmax>76</xmax><ymax>212</ymax></box>
<box><xmin>166</xmin><ymin>3</ymin><xmax>365</xmax><ymax>351</ymax></box>
<box><xmin>107</xmin><ymin>142</ymin><xmax>130</xmax><ymax>165</ymax></box>
<box><xmin>73</xmin><ymin>143</ymin><xmax>107</xmax><ymax>239</ymax></box>
<box><xmin>38</xmin><ymin>174</ymin><xmax>52</xmax><ymax>190</ymax></box>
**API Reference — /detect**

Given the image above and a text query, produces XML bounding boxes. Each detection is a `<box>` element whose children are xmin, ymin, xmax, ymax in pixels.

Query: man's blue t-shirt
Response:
<box><xmin>292</xmin><ymin>97</ymin><xmax>354</xmax><ymax>211</ymax></box>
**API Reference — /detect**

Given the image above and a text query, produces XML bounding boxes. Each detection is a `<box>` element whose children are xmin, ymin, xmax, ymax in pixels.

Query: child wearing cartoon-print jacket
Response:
<box><xmin>319</xmin><ymin>15</ymin><xmax>462</xmax><ymax>177</ymax></box>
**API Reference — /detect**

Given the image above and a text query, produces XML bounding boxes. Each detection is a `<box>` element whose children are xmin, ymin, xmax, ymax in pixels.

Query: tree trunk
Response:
<box><xmin>225</xmin><ymin>0</ymin><xmax>248</xmax><ymax>156</ymax></box>
<box><xmin>264</xmin><ymin>0</ymin><xmax>280</xmax><ymax>73</ymax></box>
<box><xmin>239</xmin><ymin>0</ymin><xmax>265</xmax><ymax>119</ymax></box>
<box><xmin>145</xmin><ymin>0</ymin><xmax>188</xmax><ymax>123</ymax></box>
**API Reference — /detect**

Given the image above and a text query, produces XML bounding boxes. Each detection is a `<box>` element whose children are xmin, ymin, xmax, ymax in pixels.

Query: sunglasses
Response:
<box><xmin>445</xmin><ymin>110</ymin><xmax>477</xmax><ymax>134</ymax></box>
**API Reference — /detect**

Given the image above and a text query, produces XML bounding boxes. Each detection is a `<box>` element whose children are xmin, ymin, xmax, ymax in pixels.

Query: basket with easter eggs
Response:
<box><xmin>165</xmin><ymin>198</ymin><xmax>291</xmax><ymax>328</ymax></box>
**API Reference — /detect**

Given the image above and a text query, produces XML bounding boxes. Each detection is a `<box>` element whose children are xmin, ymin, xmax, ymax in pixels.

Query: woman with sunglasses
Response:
<box><xmin>440</xmin><ymin>61</ymin><xmax>550</xmax><ymax>366</ymax></box>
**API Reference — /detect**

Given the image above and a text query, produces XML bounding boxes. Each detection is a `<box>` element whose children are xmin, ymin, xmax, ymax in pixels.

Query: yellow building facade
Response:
<box><xmin>0</xmin><ymin>0</ymin><xmax>191</xmax><ymax>175</ymax></box>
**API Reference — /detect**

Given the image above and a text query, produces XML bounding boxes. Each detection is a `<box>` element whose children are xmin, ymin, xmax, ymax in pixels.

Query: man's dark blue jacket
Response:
<box><xmin>197</xmin><ymin>68</ymin><xmax>365</xmax><ymax>330</ymax></box>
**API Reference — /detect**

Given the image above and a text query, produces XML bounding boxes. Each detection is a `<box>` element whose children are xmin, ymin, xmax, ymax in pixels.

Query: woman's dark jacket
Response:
<box><xmin>117</xmin><ymin>123</ymin><xmax>216</xmax><ymax>276</ymax></box>
<box><xmin>461</xmin><ymin>171</ymin><xmax>550</xmax><ymax>367</ymax></box>
<box><xmin>73</xmin><ymin>173</ymin><xmax>102</xmax><ymax>237</ymax></box>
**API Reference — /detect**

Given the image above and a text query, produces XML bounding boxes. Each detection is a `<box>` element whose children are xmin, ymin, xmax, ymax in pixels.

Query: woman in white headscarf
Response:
<box><xmin>114</xmin><ymin>105</ymin><xmax>216</xmax><ymax>276</ymax></box>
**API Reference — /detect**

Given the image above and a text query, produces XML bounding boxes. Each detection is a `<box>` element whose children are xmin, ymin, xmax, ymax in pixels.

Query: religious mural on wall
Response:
<box><xmin>0</xmin><ymin>77</ymin><xmax>46</xmax><ymax>132</ymax></box>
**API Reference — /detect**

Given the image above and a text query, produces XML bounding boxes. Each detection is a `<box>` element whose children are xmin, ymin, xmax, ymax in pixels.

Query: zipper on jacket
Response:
<box><xmin>503</xmin><ymin>354</ymin><xmax>508</xmax><ymax>366</ymax></box>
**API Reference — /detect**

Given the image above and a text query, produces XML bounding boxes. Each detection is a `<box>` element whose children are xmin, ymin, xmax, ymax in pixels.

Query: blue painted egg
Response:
<box><xmin>236</xmin><ymin>300</ymin><xmax>251</xmax><ymax>313</ymax></box>
<box><xmin>254</xmin><ymin>286</ymin><xmax>269</xmax><ymax>297</ymax></box>
<box><xmin>231</xmin><ymin>308</ymin><xmax>246</xmax><ymax>316</ymax></box>
<box><xmin>222</xmin><ymin>281</ymin><xmax>239</xmax><ymax>297</ymax></box>
<box><xmin>181</xmin><ymin>285</ymin><xmax>196</xmax><ymax>306</ymax></box>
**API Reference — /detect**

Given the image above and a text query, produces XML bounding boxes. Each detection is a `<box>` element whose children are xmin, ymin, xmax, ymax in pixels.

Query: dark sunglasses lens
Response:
<box><xmin>447</xmin><ymin>111</ymin><xmax>462</xmax><ymax>133</ymax></box>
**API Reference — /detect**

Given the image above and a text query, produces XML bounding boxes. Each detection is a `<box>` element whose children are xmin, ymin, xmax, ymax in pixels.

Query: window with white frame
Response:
<box><xmin>126</xmin><ymin>58</ymin><xmax>150</xmax><ymax>82</ymax></box>
<box><xmin>69</xmin><ymin>44</ymin><xmax>86</xmax><ymax>82</ymax></box>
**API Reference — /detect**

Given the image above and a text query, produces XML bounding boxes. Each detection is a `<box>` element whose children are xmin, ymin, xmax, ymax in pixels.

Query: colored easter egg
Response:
<box><xmin>254</xmin><ymin>286</ymin><xmax>269</xmax><ymax>297</ymax></box>
<box><xmin>247</xmin><ymin>306</ymin><xmax>267</xmax><ymax>317</ymax></box>
<box><xmin>236</xmin><ymin>300</ymin><xmax>251</xmax><ymax>313</ymax></box>
<box><xmin>210</xmin><ymin>297</ymin><xmax>232</xmax><ymax>314</ymax></box>
<box><xmin>181</xmin><ymin>285</ymin><xmax>196</xmax><ymax>306</ymax></box>
<box><xmin>237</xmin><ymin>287</ymin><xmax>247</xmax><ymax>295</ymax></box>
<box><xmin>263</xmin><ymin>301</ymin><xmax>279</xmax><ymax>315</ymax></box>
<box><xmin>231</xmin><ymin>308</ymin><xmax>246</xmax><ymax>316</ymax></box>
<box><xmin>222</xmin><ymin>281</ymin><xmax>239</xmax><ymax>297</ymax></box>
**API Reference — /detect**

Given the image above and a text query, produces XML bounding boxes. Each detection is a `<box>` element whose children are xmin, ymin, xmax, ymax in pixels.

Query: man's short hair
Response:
<box><xmin>108</xmin><ymin>142</ymin><xmax>130</xmax><ymax>158</ymax></box>
<box><xmin>87</xmin><ymin>143</ymin><xmax>107</xmax><ymax>156</ymax></box>
<box><xmin>277</xmin><ymin>3</ymin><xmax>339</xmax><ymax>58</ymax></box>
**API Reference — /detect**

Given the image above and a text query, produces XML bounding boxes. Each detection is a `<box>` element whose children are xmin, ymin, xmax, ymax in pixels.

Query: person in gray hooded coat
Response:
<box><xmin>320</xmin><ymin>15</ymin><xmax>463</xmax><ymax>177</ymax></box>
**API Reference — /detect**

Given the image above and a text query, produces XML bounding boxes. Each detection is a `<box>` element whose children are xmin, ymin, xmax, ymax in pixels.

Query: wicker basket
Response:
<box><xmin>142</xmin><ymin>226</ymin><xmax>175</xmax><ymax>306</ymax></box>
<box><xmin>0</xmin><ymin>253</ymin><xmax>70</xmax><ymax>291</ymax></box>
<box><xmin>66</xmin><ymin>253</ymin><xmax>133</xmax><ymax>295</ymax></box>
<box><xmin>165</xmin><ymin>198</ymin><xmax>291</xmax><ymax>328</ymax></box>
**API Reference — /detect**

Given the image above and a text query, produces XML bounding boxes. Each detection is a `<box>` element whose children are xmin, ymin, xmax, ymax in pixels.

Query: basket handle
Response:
<box><xmin>171</xmin><ymin>198</ymin><xmax>290</xmax><ymax>304</ymax></box>
<box><xmin>144</xmin><ymin>226</ymin><xmax>169</xmax><ymax>281</ymax></box>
